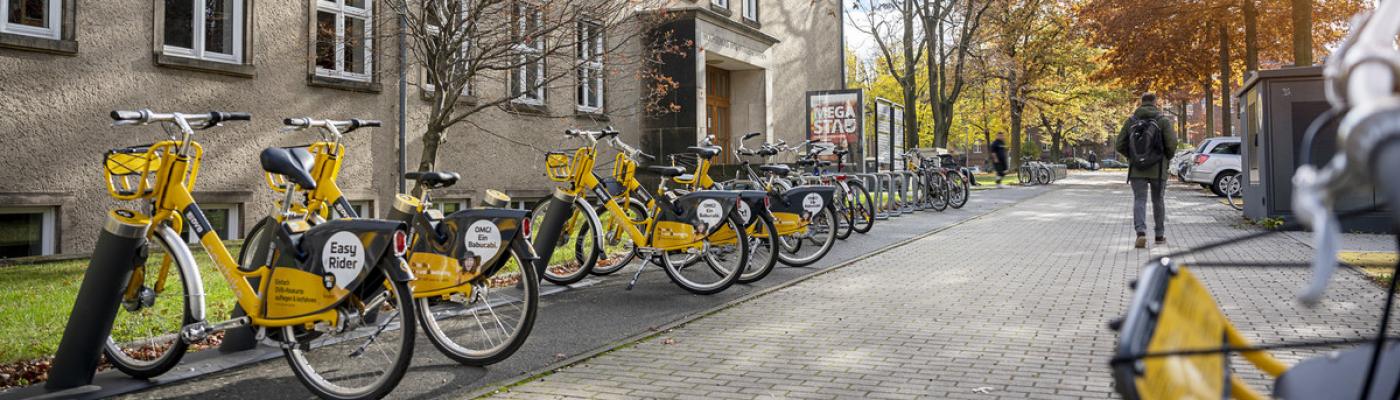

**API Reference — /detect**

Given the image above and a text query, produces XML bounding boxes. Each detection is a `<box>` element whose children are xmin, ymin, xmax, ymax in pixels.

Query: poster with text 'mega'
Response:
<box><xmin>806</xmin><ymin>90</ymin><xmax>863</xmax><ymax>171</ymax></box>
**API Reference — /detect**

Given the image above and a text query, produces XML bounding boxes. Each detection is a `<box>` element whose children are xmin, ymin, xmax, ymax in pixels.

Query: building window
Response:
<box><xmin>0</xmin><ymin>207</ymin><xmax>56</xmax><ymax>258</ymax></box>
<box><xmin>576</xmin><ymin>20</ymin><xmax>603</xmax><ymax>113</ymax></box>
<box><xmin>163</xmin><ymin>0</ymin><xmax>245</xmax><ymax>64</ymax></box>
<box><xmin>742</xmin><ymin>0</ymin><xmax>757</xmax><ymax>21</ymax></box>
<box><xmin>315</xmin><ymin>0</ymin><xmax>373</xmax><ymax>82</ymax></box>
<box><xmin>350</xmin><ymin>200</ymin><xmax>373</xmax><ymax>218</ymax></box>
<box><xmin>422</xmin><ymin>4</ymin><xmax>472</xmax><ymax>97</ymax></box>
<box><xmin>510</xmin><ymin>2</ymin><xmax>544</xmax><ymax>105</ymax></box>
<box><xmin>1</xmin><ymin>0</ymin><xmax>59</xmax><ymax>39</ymax></box>
<box><xmin>711</xmin><ymin>0</ymin><xmax>728</xmax><ymax>8</ymax></box>
<box><xmin>186</xmin><ymin>203</ymin><xmax>240</xmax><ymax>243</ymax></box>
<box><xmin>434</xmin><ymin>199</ymin><xmax>468</xmax><ymax>215</ymax></box>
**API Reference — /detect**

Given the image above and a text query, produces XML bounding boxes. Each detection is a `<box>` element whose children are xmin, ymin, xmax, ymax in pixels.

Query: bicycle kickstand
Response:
<box><xmin>627</xmin><ymin>253</ymin><xmax>653</xmax><ymax>291</ymax></box>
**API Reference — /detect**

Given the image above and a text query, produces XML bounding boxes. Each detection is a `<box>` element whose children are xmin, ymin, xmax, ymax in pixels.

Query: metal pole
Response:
<box><xmin>47</xmin><ymin>212</ymin><xmax>148</xmax><ymax>390</ymax></box>
<box><xmin>397</xmin><ymin>13</ymin><xmax>409</xmax><ymax>194</ymax></box>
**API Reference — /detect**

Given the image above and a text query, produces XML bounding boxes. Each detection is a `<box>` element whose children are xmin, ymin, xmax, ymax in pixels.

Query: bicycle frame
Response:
<box><xmin>555</xmin><ymin>134</ymin><xmax>706</xmax><ymax>253</ymax></box>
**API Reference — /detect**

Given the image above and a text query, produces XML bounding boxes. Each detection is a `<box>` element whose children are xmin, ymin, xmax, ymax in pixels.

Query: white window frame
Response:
<box><xmin>315</xmin><ymin>0</ymin><xmax>374</xmax><ymax>82</ymax></box>
<box><xmin>433</xmin><ymin>199</ymin><xmax>468</xmax><ymax>215</ymax></box>
<box><xmin>163</xmin><ymin>0</ymin><xmax>245</xmax><ymax>64</ymax></box>
<box><xmin>422</xmin><ymin>4</ymin><xmax>472</xmax><ymax>97</ymax></box>
<box><xmin>742</xmin><ymin>0</ymin><xmax>757</xmax><ymax>21</ymax></box>
<box><xmin>576</xmin><ymin>20</ymin><xmax>604</xmax><ymax>113</ymax></box>
<box><xmin>0</xmin><ymin>206</ymin><xmax>56</xmax><ymax>257</ymax></box>
<box><xmin>711</xmin><ymin>0</ymin><xmax>729</xmax><ymax>8</ymax></box>
<box><xmin>350</xmin><ymin>200</ymin><xmax>373</xmax><ymax>218</ymax></box>
<box><xmin>511</xmin><ymin>2</ymin><xmax>545</xmax><ymax>106</ymax></box>
<box><xmin>185</xmin><ymin>203</ymin><xmax>240</xmax><ymax>243</ymax></box>
<box><xmin>0</xmin><ymin>0</ymin><xmax>60</xmax><ymax>39</ymax></box>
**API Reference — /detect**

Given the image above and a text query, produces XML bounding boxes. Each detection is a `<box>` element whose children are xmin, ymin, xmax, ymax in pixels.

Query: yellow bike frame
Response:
<box><xmin>549</xmin><ymin>138</ymin><xmax>706</xmax><ymax>252</ymax></box>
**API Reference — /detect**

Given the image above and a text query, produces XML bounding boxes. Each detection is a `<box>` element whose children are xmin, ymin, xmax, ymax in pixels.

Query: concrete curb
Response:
<box><xmin>465</xmin><ymin>187</ymin><xmax>1059</xmax><ymax>399</ymax></box>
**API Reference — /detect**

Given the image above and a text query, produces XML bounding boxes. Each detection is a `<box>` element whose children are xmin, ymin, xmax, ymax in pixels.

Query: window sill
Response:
<box><xmin>709</xmin><ymin>3</ymin><xmax>733</xmax><ymax>16</ymax></box>
<box><xmin>574</xmin><ymin>110</ymin><xmax>610</xmax><ymax>121</ymax></box>
<box><xmin>506</xmin><ymin>101</ymin><xmax>549</xmax><ymax>115</ymax></box>
<box><xmin>0</xmin><ymin>33</ymin><xmax>77</xmax><ymax>55</ymax></box>
<box><xmin>742</xmin><ymin>18</ymin><xmax>761</xmax><ymax>29</ymax></box>
<box><xmin>309</xmin><ymin>74</ymin><xmax>382</xmax><ymax>93</ymax></box>
<box><xmin>156</xmin><ymin>54</ymin><xmax>255</xmax><ymax>78</ymax></box>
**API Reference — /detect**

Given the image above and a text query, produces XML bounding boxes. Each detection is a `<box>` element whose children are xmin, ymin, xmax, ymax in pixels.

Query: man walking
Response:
<box><xmin>1086</xmin><ymin>151</ymin><xmax>1099</xmax><ymax>170</ymax></box>
<box><xmin>990</xmin><ymin>133</ymin><xmax>1009</xmax><ymax>187</ymax></box>
<box><xmin>1116</xmin><ymin>93</ymin><xmax>1177</xmax><ymax>248</ymax></box>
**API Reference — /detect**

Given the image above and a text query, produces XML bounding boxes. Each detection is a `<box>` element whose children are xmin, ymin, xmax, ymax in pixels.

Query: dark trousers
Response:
<box><xmin>1130</xmin><ymin>178</ymin><xmax>1166</xmax><ymax>236</ymax></box>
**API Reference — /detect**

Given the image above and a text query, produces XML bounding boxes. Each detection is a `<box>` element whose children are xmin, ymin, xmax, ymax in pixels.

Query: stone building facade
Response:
<box><xmin>0</xmin><ymin>0</ymin><xmax>842</xmax><ymax>258</ymax></box>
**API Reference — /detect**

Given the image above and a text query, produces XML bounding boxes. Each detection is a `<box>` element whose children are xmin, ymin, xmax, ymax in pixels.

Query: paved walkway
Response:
<box><xmin>487</xmin><ymin>172</ymin><xmax>1391</xmax><ymax>399</ymax></box>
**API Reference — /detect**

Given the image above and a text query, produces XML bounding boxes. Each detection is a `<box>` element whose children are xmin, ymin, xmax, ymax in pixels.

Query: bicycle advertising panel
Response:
<box><xmin>874</xmin><ymin>98</ymin><xmax>906</xmax><ymax>172</ymax></box>
<box><xmin>806</xmin><ymin>89</ymin><xmax>864</xmax><ymax>172</ymax></box>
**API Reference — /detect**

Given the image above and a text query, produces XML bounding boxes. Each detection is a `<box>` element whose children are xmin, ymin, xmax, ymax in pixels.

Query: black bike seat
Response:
<box><xmin>404</xmin><ymin>171</ymin><xmax>460</xmax><ymax>188</ymax></box>
<box><xmin>259</xmin><ymin>147</ymin><xmax>317</xmax><ymax>190</ymax></box>
<box><xmin>647</xmin><ymin>165</ymin><xmax>687</xmax><ymax>177</ymax></box>
<box><xmin>685</xmin><ymin>146</ymin><xmax>722</xmax><ymax>159</ymax></box>
<box><xmin>796</xmin><ymin>159</ymin><xmax>817</xmax><ymax>167</ymax></box>
<box><xmin>759</xmin><ymin>164</ymin><xmax>791</xmax><ymax>177</ymax></box>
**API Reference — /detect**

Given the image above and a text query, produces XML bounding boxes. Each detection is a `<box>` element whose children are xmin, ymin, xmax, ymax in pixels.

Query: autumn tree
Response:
<box><xmin>983</xmin><ymin>0</ymin><xmax>1075</xmax><ymax>167</ymax></box>
<box><xmin>921</xmin><ymin>0</ymin><xmax>991</xmax><ymax>148</ymax></box>
<box><xmin>852</xmin><ymin>0</ymin><xmax>927</xmax><ymax>150</ymax></box>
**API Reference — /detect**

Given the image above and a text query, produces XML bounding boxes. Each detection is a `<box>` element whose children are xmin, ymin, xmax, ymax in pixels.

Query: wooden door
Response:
<box><xmin>705</xmin><ymin>67</ymin><xmax>732</xmax><ymax>164</ymax></box>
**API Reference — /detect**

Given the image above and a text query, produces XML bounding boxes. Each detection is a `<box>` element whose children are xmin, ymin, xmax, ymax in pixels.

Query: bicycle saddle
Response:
<box><xmin>647</xmin><ymin>165</ymin><xmax>687</xmax><ymax>177</ymax></box>
<box><xmin>259</xmin><ymin>147</ymin><xmax>317</xmax><ymax>190</ymax></box>
<box><xmin>404</xmin><ymin>171</ymin><xmax>459</xmax><ymax>189</ymax></box>
<box><xmin>795</xmin><ymin>160</ymin><xmax>832</xmax><ymax>168</ymax></box>
<box><xmin>759</xmin><ymin>164</ymin><xmax>791</xmax><ymax>177</ymax></box>
<box><xmin>686</xmin><ymin>146</ymin><xmax>722</xmax><ymax>159</ymax></box>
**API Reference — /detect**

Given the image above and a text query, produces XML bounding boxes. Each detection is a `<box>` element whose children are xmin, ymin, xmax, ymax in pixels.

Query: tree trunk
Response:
<box><xmin>1204</xmin><ymin>79</ymin><xmax>1215</xmax><ymax>138</ymax></box>
<box><xmin>1177</xmin><ymin>102</ymin><xmax>1188</xmax><ymax>144</ymax></box>
<box><xmin>1218</xmin><ymin>24</ymin><xmax>1233</xmax><ymax>137</ymax></box>
<box><xmin>1291</xmin><ymin>0</ymin><xmax>1313</xmax><ymax>66</ymax></box>
<box><xmin>414</xmin><ymin>125</ymin><xmax>446</xmax><ymax>198</ymax></box>
<box><xmin>1009</xmin><ymin>93</ymin><xmax>1024</xmax><ymax>168</ymax></box>
<box><xmin>1244</xmin><ymin>0</ymin><xmax>1259</xmax><ymax>72</ymax></box>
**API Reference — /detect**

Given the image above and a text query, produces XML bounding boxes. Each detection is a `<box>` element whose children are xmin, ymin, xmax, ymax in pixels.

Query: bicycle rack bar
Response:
<box><xmin>902</xmin><ymin>171</ymin><xmax>924</xmax><ymax>212</ymax></box>
<box><xmin>47</xmin><ymin>211</ymin><xmax>150</xmax><ymax>391</ymax></box>
<box><xmin>856</xmin><ymin>174</ymin><xmax>890</xmax><ymax>220</ymax></box>
<box><xmin>891</xmin><ymin>172</ymin><xmax>910</xmax><ymax>214</ymax></box>
<box><xmin>877</xmin><ymin>173</ymin><xmax>899</xmax><ymax>217</ymax></box>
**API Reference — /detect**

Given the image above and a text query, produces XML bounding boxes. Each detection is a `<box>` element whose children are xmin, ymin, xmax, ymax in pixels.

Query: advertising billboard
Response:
<box><xmin>806</xmin><ymin>89</ymin><xmax>864</xmax><ymax>171</ymax></box>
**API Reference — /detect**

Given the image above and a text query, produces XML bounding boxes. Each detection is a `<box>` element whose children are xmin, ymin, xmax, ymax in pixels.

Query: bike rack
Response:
<box><xmin>876</xmin><ymin>172</ymin><xmax>899</xmax><ymax>217</ymax></box>
<box><xmin>47</xmin><ymin>213</ymin><xmax>150</xmax><ymax>392</ymax></box>
<box><xmin>900</xmin><ymin>171</ymin><xmax>922</xmax><ymax>212</ymax></box>
<box><xmin>856</xmin><ymin>174</ymin><xmax>891</xmax><ymax>220</ymax></box>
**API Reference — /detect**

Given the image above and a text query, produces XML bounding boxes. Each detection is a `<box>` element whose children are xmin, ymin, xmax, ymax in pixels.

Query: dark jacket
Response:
<box><xmin>990</xmin><ymin>139</ymin><xmax>1008</xmax><ymax>167</ymax></box>
<box><xmin>1115</xmin><ymin>104</ymin><xmax>1178</xmax><ymax>180</ymax></box>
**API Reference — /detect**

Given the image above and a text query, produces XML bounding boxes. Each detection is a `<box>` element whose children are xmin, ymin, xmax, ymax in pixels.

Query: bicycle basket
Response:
<box><xmin>103</xmin><ymin>142</ymin><xmax>200</xmax><ymax>201</ymax></box>
<box><xmin>545</xmin><ymin>150</ymin><xmax>577</xmax><ymax>182</ymax></box>
<box><xmin>612</xmin><ymin>152</ymin><xmax>636</xmax><ymax>183</ymax></box>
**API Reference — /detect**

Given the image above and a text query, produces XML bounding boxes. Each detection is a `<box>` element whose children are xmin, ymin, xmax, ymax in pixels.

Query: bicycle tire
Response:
<box><xmin>848</xmin><ymin>181</ymin><xmax>875</xmax><ymax>234</ymax></box>
<box><xmin>284</xmin><ymin>260</ymin><xmax>416</xmax><ymax>400</ymax></box>
<box><xmin>660</xmin><ymin>212</ymin><xmax>748</xmax><ymax>295</ymax></box>
<box><xmin>104</xmin><ymin>225</ymin><xmax>193</xmax><ymax>379</ymax></box>
<box><xmin>948</xmin><ymin>170</ymin><xmax>969</xmax><ymax>209</ymax></box>
<box><xmin>418</xmin><ymin>245</ymin><xmax>539</xmax><ymax>366</ymax></box>
<box><xmin>530</xmin><ymin>199</ymin><xmax>601</xmax><ymax>285</ymax></box>
<box><xmin>776</xmin><ymin>205</ymin><xmax>838</xmax><ymax>267</ymax></box>
<box><xmin>832</xmin><ymin>182</ymin><xmax>853</xmax><ymax>240</ymax></box>
<box><xmin>737</xmin><ymin>210</ymin><xmax>779</xmax><ymax>284</ymax></box>
<box><xmin>927</xmin><ymin>171</ymin><xmax>949</xmax><ymax>212</ymax></box>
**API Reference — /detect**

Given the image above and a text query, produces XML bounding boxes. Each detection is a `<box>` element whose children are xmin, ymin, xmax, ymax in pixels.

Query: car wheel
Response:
<box><xmin>1210</xmin><ymin>171</ymin><xmax>1236</xmax><ymax>197</ymax></box>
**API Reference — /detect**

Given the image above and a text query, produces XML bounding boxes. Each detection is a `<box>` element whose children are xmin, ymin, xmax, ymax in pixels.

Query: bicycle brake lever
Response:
<box><xmin>1293</xmin><ymin>165</ymin><xmax>1340</xmax><ymax>307</ymax></box>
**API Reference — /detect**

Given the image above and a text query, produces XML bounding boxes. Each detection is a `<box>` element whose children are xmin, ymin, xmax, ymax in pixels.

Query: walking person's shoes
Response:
<box><xmin>1134</xmin><ymin>234</ymin><xmax>1147</xmax><ymax>249</ymax></box>
<box><xmin>1155</xmin><ymin>236</ymin><xmax>1167</xmax><ymax>245</ymax></box>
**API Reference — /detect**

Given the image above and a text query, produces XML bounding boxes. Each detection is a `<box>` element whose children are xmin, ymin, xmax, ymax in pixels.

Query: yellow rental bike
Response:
<box><xmin>102</xmin><ymin>110</ymin><xmax>415</xmax><ymax>400</ymax></box>
<box><xmin>723</xmin><ymin>135</ymin><xmax>841</xmax><ymax>267</ymax></box>
<box><xmin>241</xmin><ymin>117</ymin><xmax>539</xmax><ymax>366</ymax></box>
<box><xmin>530</xmin><ymin>128</ymin><xmax>749</xmax><ymax>295</ymax></box>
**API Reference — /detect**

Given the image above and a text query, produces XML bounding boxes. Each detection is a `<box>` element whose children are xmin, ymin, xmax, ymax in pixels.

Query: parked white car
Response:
<box><xmin>1184</xmin><ymin>137</ymin><xmax>1242</xmax><ymax>197</ymax></box>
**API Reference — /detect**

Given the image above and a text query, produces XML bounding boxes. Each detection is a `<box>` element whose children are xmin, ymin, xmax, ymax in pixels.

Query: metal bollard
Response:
<box><xmin>47</xmin><ymin>210</ymin><xmax>149</xmax><ymax>391</ymax></box>
<box><xmin>532</xmin><ymin>188</ymin><xmax>578</xmax><ymax>277</ymax></box>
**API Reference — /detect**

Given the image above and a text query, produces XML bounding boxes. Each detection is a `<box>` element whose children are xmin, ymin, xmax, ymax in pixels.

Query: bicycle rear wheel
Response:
<box><xmin>927</xmin><ymin>171</ymin><xmax>949</xmax><ymax>212</ymax></box>
<box><xmin>848</xmin><ymin>182</ymin><xmax>875</xmax><ymax>233</ymax></box>
<box><xmin>777</xmin><ymin>205</ymin><xmax>837</xmax><ymax>267</ymax></box>
<box><xmin>104</xmin><ymin>225</ymin><xmax>193</xmax><ymax>379</ymax></box>
<box><xmin>948</xmin><ymin>170</ymin><xmax>969</xmax><ymax>209</ymax></box>
<box><xmin>832</xmin><ymin>184</ymin><xmax>853</xmax><ymax>240</ymax></box>
<box><xmin>660</xmin><ymin>213</ymin><xmax>748</xmax><ymax>294</ymax></box>
<box><xmin>419</xmin><ymin>246</ymin><xmax>538</xmax><ymax>366</ymax></box>
<box><xmin>284</xmin><ymin>262</ymin><xmax>415</xmax><ymax>400</ymax></box>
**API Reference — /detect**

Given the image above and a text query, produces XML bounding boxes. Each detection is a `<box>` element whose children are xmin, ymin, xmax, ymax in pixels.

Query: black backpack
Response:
<box><xmin>1127</xmin><ymin>117</ymin><xmax>1164</xmax><ymax>169</ymax></box>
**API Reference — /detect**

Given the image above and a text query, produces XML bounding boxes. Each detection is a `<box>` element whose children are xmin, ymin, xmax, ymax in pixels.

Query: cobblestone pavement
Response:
<box><xmin>487</xmin><ymin>171</ymin><xmax>1391</xmax><ymax>399</ymax></box>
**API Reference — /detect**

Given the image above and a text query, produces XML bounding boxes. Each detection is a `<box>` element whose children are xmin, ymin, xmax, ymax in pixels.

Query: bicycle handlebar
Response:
<box><xmin>110</xmin><ymin>109</ymin><xmax>251</xmax><ymax>129</ymax></box>
<box><xmin>282</xmin><ymin>117</ymin><xmax>382</xmax><ymax>137</ymax></box>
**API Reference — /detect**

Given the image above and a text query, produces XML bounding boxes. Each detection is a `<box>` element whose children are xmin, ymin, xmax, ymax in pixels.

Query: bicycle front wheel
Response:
<box><xmin>927</xmin><ymin>172</ymin><xmax>949</xmax><ymax>212</ymax></box>
<box><xmin>738</xmin><ymin>210</ymin><xmax>779</xmax><ymax>284</ymax></box>
<box><xmin>592</xmin><ymin>197</ymin><xmax>649</xmax><ymax>276</ymax></box>
<box><xmin>529</xmin><ymin>199</ymin><xmax>600</xmax><ymax>285</ymax></box>
<box><xmin>661</xmin><ymin>213</ymin><xmax>748</xmax><ymax>295</ymax></box>
<box><xmin>284</xmin><ymin>262</ymin><xmax>416</xmax><ymax>400</ymax></box>
<box><xmin>1018</xmin><ymin>166</ymin><xmax>1031</xmax><ymax>185</ymax></box>
<box><xmin>832</xmin><ymin>184</ymin><xmax>853</xmax><ymax>240</ymax></box>
<box><xmin>104</xmin><ymin>225</ymin><xmax>193</xmax><ymax>379</ymax></box>
<box><xmin>419</xmin><ymin>246</ymin><xmax>539</xmax><ymax>366</ymax></box>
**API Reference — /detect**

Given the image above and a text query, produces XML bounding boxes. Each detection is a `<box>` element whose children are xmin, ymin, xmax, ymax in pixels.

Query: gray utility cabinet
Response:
<box><xmin>1236</xmin><ymin>66</ymin><xmax>1391</xmax><ymax>233</ymax></box>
